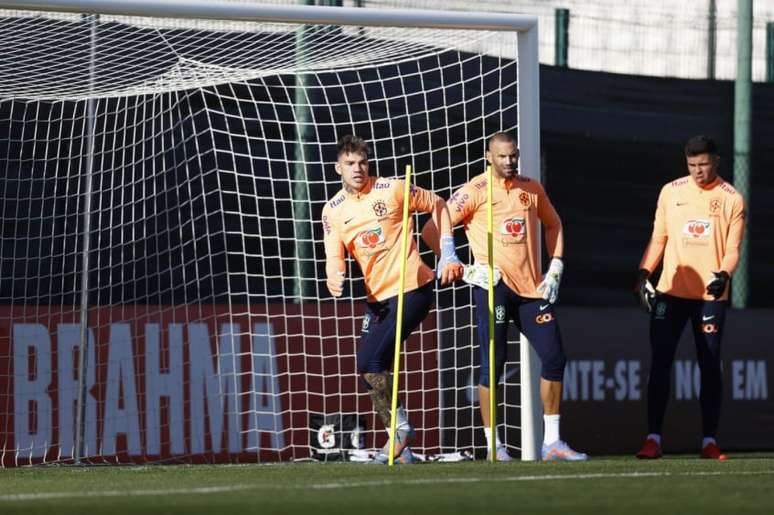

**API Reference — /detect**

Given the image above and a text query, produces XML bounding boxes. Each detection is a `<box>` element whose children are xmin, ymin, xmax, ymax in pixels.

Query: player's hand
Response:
<box><xmin>326</xmin><ymin>270</ymin><xmax>345</xmax><ymax>297</ymax></box>
<box><xmin>634</xmin><ymin>268</ymin><xmax>656</xmax><ymax>313</ymax></box>
<box><xmin>537</xmin><ymin>257</ymin><xmax>563</xmax><ymax>304</ymax></box>
<box><xmin>437</xmin><ymin>235</ymin><xmax>463</xmax><ymax>285</ymax></box>
<box><xmin>706</xmin><ymin>271</ymin><xmax>729</xmax><ymax>299</ymax></box>
<box><xmin>440</xmin><ymin>262</ymin><xmax>464</xmax><ymax>285</ymax></box>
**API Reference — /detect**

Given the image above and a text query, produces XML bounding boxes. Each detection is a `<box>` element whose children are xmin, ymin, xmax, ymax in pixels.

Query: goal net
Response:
<box><xmin>0</xmin><ymin>1</ymin><xmax>540</xmax><ymax>466</ymax></box>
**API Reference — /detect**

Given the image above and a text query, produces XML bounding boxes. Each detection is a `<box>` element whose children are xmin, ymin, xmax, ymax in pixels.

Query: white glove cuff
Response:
<box><xmin>547</xmin><ymin>257</ymin><xmax>563</xmax><ymax>281</ymax></box>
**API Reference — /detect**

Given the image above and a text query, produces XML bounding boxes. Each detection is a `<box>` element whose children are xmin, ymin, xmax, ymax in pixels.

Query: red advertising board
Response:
<box><xmin>0</xmin><ymin>304</ymin><xmax>439</xmax><ymax>466</ymax></box>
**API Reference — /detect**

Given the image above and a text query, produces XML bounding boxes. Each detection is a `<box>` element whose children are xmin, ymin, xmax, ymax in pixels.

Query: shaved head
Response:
<box><xmin>487</xmin><ymin>132</ymin><xmax>517</xmax><ymax>151</ymax></box>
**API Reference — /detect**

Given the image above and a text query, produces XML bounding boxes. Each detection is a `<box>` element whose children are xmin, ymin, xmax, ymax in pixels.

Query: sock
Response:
<box><xmin>543</xmin><ymin>414</ymin><xmax>560</xmax><ymax>445</ymax></box>
<box><xmin>483</xmin><ymin>426</ymin><xmax>503</xmax><ymax>448</ymax></box>
<box><xmin>647</xmin><ymin>433</ymin><xmax>662</xmax><ymax>445</ymax></box>
<box><xmin>396</xmin><ymin>405</ymin><xmax>411</xmax><ymax>432</ymax></box>
<box><xmin>702</xmin><ymin>437</ymin><xmax>716</xmax><ymax>449</ymax></box>
<box><xmin>384</xmin><ymin>405</ymin><xmax>411</xmax><ymax>437</ymax></box>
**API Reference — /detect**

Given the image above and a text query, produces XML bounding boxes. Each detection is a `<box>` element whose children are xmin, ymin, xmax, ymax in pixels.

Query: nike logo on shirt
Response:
<box><xmin>539</xmin><ymin>304</ymin><xmax>550</xmax><ymax>311</ymax></box>
<box><xmin>702</xmin><ymin>315</ymin><xmax>715</xmax><ymax>321</ymax></box>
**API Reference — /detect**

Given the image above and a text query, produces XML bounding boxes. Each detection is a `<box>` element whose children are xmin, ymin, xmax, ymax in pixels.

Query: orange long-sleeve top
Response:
<box><xmin>448</xmin><ymin>172</ymin><xmax>563</xmax><ymax>298</ymax></box>
<box><xmin>639</xmin><ymin>175</ymin><xmax>745</xmax><ymax>301</ymax></box>
<box><xmin>321</xmin><ymin>176</ymin><xmax>435</xmax><ymax>302</ymax></box>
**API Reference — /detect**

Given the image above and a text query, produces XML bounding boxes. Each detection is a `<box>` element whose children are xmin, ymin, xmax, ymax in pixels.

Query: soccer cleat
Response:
<box><xmin>368</xmin><ymin>452</ymin><xmax>389</xmax><ymax>465</ymax></box>
<box><xmin>368</xmin><ymin>446</ymin><xmax>415</xmax><ymax>465</ymax></box>
<box><xmin>395</xmin><ymin>446</ymin><xmax>416</xmax><ymax>464</ymax></box>
<box><xmin>486</xmin><ymin>446</ymin><xmax>514</xmax><ymax>462</ymax></box>
<box><xmin>380</xmin><ymin>426</ymin><xmax>416</xmax><ymax>460</ymax></box>
<box><xmin>701</xmin><ymin>442</ymin><xmax>728</xmax><ymax>460</ymax></box>
<box><xmin>635</xmin><ymin>438</ymin><xmax>663</xmax><ymax>459</ymax></box>
<box><xmin>369</xmin><ymin>427</ymin><xmax>417</xmax><ymax>465</ymax></box>
<box><xmin>541</xmin><ymin>440</ymin><xmax>588</xmax><ymax>462</ymax></box>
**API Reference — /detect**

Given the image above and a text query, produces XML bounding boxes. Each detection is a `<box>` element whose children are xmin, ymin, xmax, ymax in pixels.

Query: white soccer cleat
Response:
<box><xmin>486</xmin><ymin>445</ymin><xmax>514</xmax><ymax>462</ymax></box>
<box><xmin>368</xmin><ymin>426</ymin><xmax>417</xmax><ymax>465</ymax></box>
<box><xmin>368</xmin><ymin>446</ymin><xmax>416</xmax><ymax>465</ymax></box>
<box><xmin>380</xmin><ymin>426</ymin><xmax>416</xmax><ymax>458</ymax></box>
<box><xmin>541</xmin><ymin>440</ymin><xmax>588</xmax><ymax>462</ymax></box>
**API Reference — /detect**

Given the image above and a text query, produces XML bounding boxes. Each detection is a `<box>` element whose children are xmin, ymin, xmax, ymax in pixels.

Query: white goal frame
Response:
<box><xmin>0</xmin><ymin>0</ymin><xmax>544</xmax><ymax>461</ymax></box>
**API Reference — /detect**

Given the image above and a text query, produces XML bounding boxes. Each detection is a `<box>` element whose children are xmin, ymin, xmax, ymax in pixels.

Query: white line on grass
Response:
<box><xmin>2</xmin><ymin>469</ymin><xmax>773</xmax><ymax>502</ymax></box>
<box><xmin>304</xmin><ymin>470</ymin><xmax>774</xmax><ymax>490</ymax></box>
<box><xmin>0</xmin><ymin>485</ymin><xmax>253</xmax><ymax>502</ymax></box>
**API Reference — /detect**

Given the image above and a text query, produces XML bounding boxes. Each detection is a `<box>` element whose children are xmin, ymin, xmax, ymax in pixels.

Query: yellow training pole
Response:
<box><xmin>487</xmin><ymin>164</ymin><xmax>496</xmax><ymax>463</ymax></box>
<box><xmin>388</xmin><ymin>164</ymin><xmax>413</xmax><ymax>466</ymax></box>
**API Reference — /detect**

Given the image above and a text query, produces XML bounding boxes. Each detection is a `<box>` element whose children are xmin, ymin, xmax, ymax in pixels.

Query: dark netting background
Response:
<box><xmin>0</xmin><ymin>16</ymin><xmax>519</xmax><ymax>307</ymax></box>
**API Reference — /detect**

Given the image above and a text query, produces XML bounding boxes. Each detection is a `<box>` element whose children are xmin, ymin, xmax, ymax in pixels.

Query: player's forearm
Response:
<box><xmin>719</xmin><ymin>206</ymin><xmax>745</xmax><ymax>275</ymax></box>
<box><xmin>431</xmin><ymin>197</ymin><xmax>464</xmax><ymax>284</ymax></box>
<box><xmin>325</xmin><ymin>257</ymin><xmax>345</xmax><ymax>276</ymax></box>
<box><xmin>719</xmin><ymin>246</ymin><xmax>740</xmax><ymax>275</ymax></box>
<box><xmin>323</xmin><ymin>237</ymin><xmax>346</xmax><ymax>275</ymax></box>
<box><xmin>420</xmin><ymin>219</ymin><xmax>441</xmax><ymax>255</ymax></box>
<box><xmin>544</xmin><ymin>224</ymin><xmax>564</xmax><ymax>259</ymax></box>
<box><xmin>423</xmin><ymin>196</ymin><xmax>453</xmax><ymax>256</ymax></box>
<box><xmin>638</xmin><ymin>237</ymin><xmax>667</xmax><ymax>272</ymax></box>
<box><xmin>434</xmin><ymin>196</ymin><xmax>454</xmax><ymax>239</ymax></box>
<box><xmin>540</xmin><ymin>200</ymin><xmax>564</xmax><ymax>258</ymax></box>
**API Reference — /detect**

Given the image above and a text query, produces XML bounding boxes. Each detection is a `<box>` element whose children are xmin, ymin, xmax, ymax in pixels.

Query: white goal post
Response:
<box><xmin>0</xmin><ymin>0</ymin><xmax>543</xmax><ymax>464</ymax></box>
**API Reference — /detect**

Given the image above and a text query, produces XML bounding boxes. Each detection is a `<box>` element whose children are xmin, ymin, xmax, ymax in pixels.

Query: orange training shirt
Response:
<box><xmin>322</xmin><ymin>176</ymin><xmax>436</xmax><ymax>302</ymax></box>
<box><xmin>639</xmin><ymin>175</ymin><xmax>745</xmax><ymax>301</ymax></box>
<box><xmin>448</xmin><ymin>172</ymin><xmax>563</xmax><ymax>298</ymax></box>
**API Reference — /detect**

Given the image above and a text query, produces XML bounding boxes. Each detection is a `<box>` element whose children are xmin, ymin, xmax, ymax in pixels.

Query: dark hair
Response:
<box><xmin>337</xmin><ymin>134</ymin><xmax>370</xmax><ymax>158</ymax></box>
<box><xmin>684</xmin><ymin>135</ymin><xmax>719</xmax><ymax>157</ymax></box>
<box><xmin>488</xmin><ymin>132</ymin><xmax>517</xmax><ymax>150</ymax></box>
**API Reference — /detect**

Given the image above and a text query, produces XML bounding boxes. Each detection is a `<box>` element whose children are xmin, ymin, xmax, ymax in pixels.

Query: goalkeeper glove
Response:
<box><xmin>634</xmin><ymin>269</ymin><xmax>656</xmax><ymax>313</ymax></box>
<box><xmin>706</xmin><ymin>271</ymin><xmax>729</xmax><ymax>299</ymax></box>
<box><xmin>462</xmin><ymin>263</ymin><xmax>502</xmax><ymax>289</ymax></box>
<box><xmin>437</xmin><ymin>235</ymin><xmax>463</xmax><ymax>285</ymax></box>
<box><xmin>537</xmin><ymin>257</ymin><xmax>563</xmax><ymax>304</ymax></box>
<box><xmin>326</xmin><ymin>270</ymin><xmax>345</xmax><ymax>297</ymax></box>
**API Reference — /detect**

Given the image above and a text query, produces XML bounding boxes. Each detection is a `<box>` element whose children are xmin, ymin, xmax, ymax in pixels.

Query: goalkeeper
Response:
<box><xmin>422</xmin><ymin>132</ymin><xmax>586</xmax><ymax>461</ymax></box>
<box><xmin>321</xmin><ymin>135</ymin><xmax>464</xmax><ymax>464</ymax></box>
<box><xmin>634</xmin><ymin>135</ymin><xmax>745</xmax><ymax>460</ymax></box>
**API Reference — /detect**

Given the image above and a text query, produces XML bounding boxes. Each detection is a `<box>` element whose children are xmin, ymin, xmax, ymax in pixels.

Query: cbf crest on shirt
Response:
<box><xmin>321</xmin><ymin>176</ymin><xmax>435</xmax><ymax>302</ymax></box>
<box><xmin>449</xmin><ymin>172</ymin><xmax>563</xmax><ymax>298</ymax></box>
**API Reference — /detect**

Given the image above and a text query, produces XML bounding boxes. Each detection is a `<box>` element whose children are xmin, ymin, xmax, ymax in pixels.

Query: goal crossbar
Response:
<box><xmin>0</xmin><ymin>0</ymin><xmax>537</xmax><ymax>31</ymax></box>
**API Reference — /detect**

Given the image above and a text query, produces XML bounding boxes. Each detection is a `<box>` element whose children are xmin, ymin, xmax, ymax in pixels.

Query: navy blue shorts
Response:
<box><xmin>356</xmin><ymin>282</ymin><xmax>434</xmax><ymax>375</ymax></box>
<box><xmin>473</xmin><ymin>282</ymin><xmax>566</xmax><ymax>386</ymax></box>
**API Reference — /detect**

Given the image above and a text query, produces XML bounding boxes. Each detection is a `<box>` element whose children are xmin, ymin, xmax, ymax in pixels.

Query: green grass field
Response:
<box><xmin>2</xmin><ymin>455</ymin><xmax>773</xmax><ymax>514</ymax></box>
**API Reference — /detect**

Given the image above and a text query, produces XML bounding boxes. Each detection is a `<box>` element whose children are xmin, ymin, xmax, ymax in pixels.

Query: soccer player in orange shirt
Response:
<box><xmin>423</xmin><ymin>132</ymin><xmax>586</xmax><ymax>461</ymax></box>
<box><xmin>321</xmin><ymin>135</ymin><xmax>464</xmax><ymax>464</ymax></box>
<box><xmin>634</xmin><ymin>135</ymin><xmax>745</xmax><ymax>460</ymax></box>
